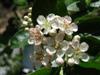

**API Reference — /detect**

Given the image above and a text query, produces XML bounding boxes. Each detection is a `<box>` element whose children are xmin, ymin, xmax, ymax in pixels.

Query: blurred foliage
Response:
<box><xmin>0</xmin><ymin>0</ymin><xmax>100</xmax><ymax>75</ymax></box>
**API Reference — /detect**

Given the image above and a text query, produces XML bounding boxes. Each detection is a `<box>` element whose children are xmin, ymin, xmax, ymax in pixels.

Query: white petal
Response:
<box><xmin>34</xmin><ymin>40</ymin><xmax>42</xmax><ymax>45</ymax></box>
<box><xmin>23</xmin><ymin>68</ymin><xmax>30</xmax><ymax>73</ymax></box>
<box><xmin>56</xmin><ymin>57</ymin><xmax>64</xmax><ymax>64</ymax></box>
<box><xmin>51</xmin><ymin>60</ymin><xmax>59</xmax><ymax>67</ymax></box>
<box><xmin>73</xmin><ymin>35</ymin><xmax>80</xmax><ymax>41</ymax></box>
<box><xmin>43</xmin><ymin>29</ymin><xmax>49</xmax><ymax>34</ymax></box>
<box><xmin>70</xmin><ymin>23</ymin><xmax>78</xmax><ymax>32</ymax></box>
<box><xmin>55</xmin><ymin>31</ymin><xmax>65</xmax><ymax>42</ymax></box>
<box><xmin>80</xmin><ymin>42</ymin><xmax>89</xmax><ymax>52</ymax></box>
<box><xmin>66</xmin><ymin>47</ymin><xmax>74</xmax><ymax>57</ymax></box>
<box><xmin>41</xmin><ymin>61</ymin><xmax>47</xmax><ymax>66</ymax></box>
<box><xmin>41</xmin><ymin>56</ymin><xmax>49</xmax><ymax>66</ymax></box>
<box><xmin>28</xmin><ymin>39</ymin><xmax>34</xmax><ymax>44</ymax></box>
<box><xmin>37</xmin><ymin>15</ymin><xmax>46</xmax><ymax>25</ymax></box>
<box><xmin>56</xmin><ymin>50</ymin><xmax>65</xmax><ymax>57</ymax></box>
<box><xmin>71</xmin><ymin>35</ymin><xmax>80</xmax><ymax>48</ymax></box>
<box><xmin>28</xmin><ymin>7</ymin><xmax>32</xmax><ymax>11</ymax></box>
<box><xmin>47</xmin><ymin>13</ymin><xmax>55</xmax><ymax>21</ymax></box>
<box><xmin>24</xmin><ymin>16</ymin><xmax>29</xmax><ymax>20</ymax></box>
<box><xmin>46</xmin><ymin>37</ymin><xmax>55</xmax><ymax>46</ymax></box>
<box><xmin>65</xmin><ymin>29</ymin><xmax>73</xmax><ymax>35</ymax></box>
<box><xmin>64</xmin><ymin>16</ymin><xmax>72</xmax><ymax>24</ymax></box>
<box><xmin>73</xmin><ymin>58</ymin><xmax>80</xmax><ymax>64</ymax></box>
<box><xmin>67</xmin><ymin>58</ymin><xmax>75</xmax><ymax>65</ymax></box>
<box><xmin>51</xmin><ymin>19</ymin><xmax>60</xmax><ymax>29</ymax></box>
<box><xmin>49</xmin><ymin>28</ymin><xmax>57</xmax><ymax>34</ymax></box>
<box><xmin>72</xmin><ymin>39</ymin><xmax>80</xmax><ymax>49</ymax></box>
<box><xmin>81</xmin><ymin>53</ymin><xmax>90</xmax><ymax>62</ymax></box>
<box><xmin>56</xmin><ymin>16</ymin><xmax>64</xmax><ymax>24</ymax></box>
<box><xmin>46</xmin><ymin>47</ymin><xmax>56</xmax><ymax>56</ymax></box>
<box><xmin>62</xmin><ymin>40</ymin><xmax>69</xmax><ymax>51</ymax></box>
<box><xmin>36</xmin><ymin>25</ymin><xmax>42</xmax><ymax>29</ymax></box>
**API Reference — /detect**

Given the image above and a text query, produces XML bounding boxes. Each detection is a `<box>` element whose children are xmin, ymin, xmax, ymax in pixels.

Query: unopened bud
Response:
<box><xmin>56</xmin><ymin>57</ymin><xmax>64</xmax><ymax>64</ymax></box>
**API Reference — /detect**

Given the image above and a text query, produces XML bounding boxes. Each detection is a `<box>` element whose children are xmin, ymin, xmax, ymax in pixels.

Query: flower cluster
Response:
<box><xmin>27</xmin><ymin>13</ymin><xmax>89</xmax><ymax>68</ymax></box>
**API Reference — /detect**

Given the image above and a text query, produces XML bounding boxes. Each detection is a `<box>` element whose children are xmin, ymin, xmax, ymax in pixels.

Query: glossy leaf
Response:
<box><xmin>28</xmin><ymin>67</ymin><xmax>51</xmax><ymax>75</ymax></box>
<box><xmin>75</xmin><ymin>9</ymin><xmax>100</xmax><ymax>35</ymax></box>
<box><xmin>13</xmin><ymin>0</ymin><xmax>27</xmax><ymax>6</ymax></box>
<box><xmin>9</xmin><ymin>30</ymin><xmax>29</xmax><ymax>48</ymax></box>
<box><xmin>79</xmin><ymin>57</ymin><xmax>100</xmax><ymax>70</ymax></box>
<box><xmin>79</xmin><ymin>34</ymin><xmax>100</xmax><ymax>70</ymax></box>
<box><xmin>90</xmin><ymin>0</ymin><xmax>100</xmax><ymax>8</ymax></box>
<box><xmin>55</xmin><ymin>0</ymin><xmax>67</xmax><ymax>16</ymax></box>
<box><xmin>67</xmin><ymin>1</ymin><xmax>80</xmax><ymax>12</ymax></box>
<box><xmin>27</xmin><ymin>67</ymin><xmax>61</xmax><ymax>75</ymax></box>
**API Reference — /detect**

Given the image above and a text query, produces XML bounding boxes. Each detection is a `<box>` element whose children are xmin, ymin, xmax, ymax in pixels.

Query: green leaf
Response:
<box><xmin>9</xmin><ymin>30</ymin><xmax>29</xmax><ymax>48</ymax></box>
<box><xmin>27</xmin><ymin>67</ymin><xmax>61</xmax><ymax>75</ymax></box>
<box><xmin>27</xmin><ymin>67</ymin><xmax>51</xmax><ymax>75</ymax></box>
<box><xmin>74</xmin><ymin>9</ymin><xmax>100</xmax><ymax>34</ymax></box>
<box><xmin>13</xmin><ymin>0</ymin><xmax>27</xmax><ymax>7</ymax></box>
<box><xmin>85</xmin><ymin>0</ymin><xmax>92</xmax><ymax>6</ymax></box>
<box><xmin>80</xmin><ymin>34</ymin><xmax>100</xmax><ymax>55</ymax></box>
<box><xmin>55</xmin><ymin>0</ymin><xmax>67</xmax><ymax>16</ymax></box>
<box><xmin>79</xmin><ymin>57</ymin><xmax>100</xmax><ymax>70</ymax></box>
<box><xmin>79</xmin><ymin>34</ymin><xmax>100</xmax><ymax>70</ymax></box>
<box><xmin>65</xmin><ymin>0</ymin><xmax>77</xmax><ymax>6</ymax></box>
<box><xmin>90</xmin><ymin>0</ymin><xmax>100</xmax><ymax>8</ymax></box>
<box><xmin>32</xmin><ymin>0</ymin><xmax>67</xmax><ymax>23</ymax></box>
<box><xmin>0</xmin><ymin>43</ymin><xmax>5</xmax><ymax>48</ymax></box>
<box><xmin>67</xmin><ymin>1</ymin><xmax>80</xmax><ymax>12</ymax></box>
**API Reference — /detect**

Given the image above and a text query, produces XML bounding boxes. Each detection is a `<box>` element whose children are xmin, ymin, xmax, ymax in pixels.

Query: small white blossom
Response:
<box><xmin>59</xmin><ymin>16</ymin><xmax>78</xmax><ymax>35</ymax></box>
<box><xmin>37</xmin><ymin>14</ymin><xmax>57</xmax><ymax>34</ymax></box>
<box><xmin>28</xmin><ymin>28</ymin><xmax>43</xmax><ymax>45</ymax></box>
<box><xmin>66</xmin><ymin>35</ymin><xmax>89</xmax><ymax>65</ymax></box>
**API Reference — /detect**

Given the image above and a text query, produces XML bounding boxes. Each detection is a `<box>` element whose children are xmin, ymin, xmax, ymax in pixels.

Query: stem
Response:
<box><xmin>60</xmin><ymin>67</ymin><xmax>63</xmax><ymax>75</ymax></box>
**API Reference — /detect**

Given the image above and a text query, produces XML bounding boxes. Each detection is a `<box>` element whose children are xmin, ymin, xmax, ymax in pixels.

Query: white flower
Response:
<box><xmin>37</xmin><ymin>14</ymin><xmax>55</xmax><ymax>34</ymax></box>
<box><xmin>28</xmin><ymin>28</ymin><xmax>43</xmax><ymax>45</ymax></box>
<box><xmin>59</xmin><ymin>16</ymin><xmax>78</xmax><ymax>35</ymax></box>
<box><xmin>67</xmin><ymin>35</ymin><xmax>89</xmax><ymax>65</ymax></box>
